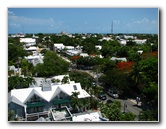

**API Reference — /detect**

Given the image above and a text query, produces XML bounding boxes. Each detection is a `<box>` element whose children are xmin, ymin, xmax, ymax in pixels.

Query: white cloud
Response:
<box><xmin>134</xmin><ymin>17</ymin><xmax>149</xmax><ymax>24</ymax></box>
<box><xmin>8</xmin><ymin>12</ymin><xmax>60</xmax><ymax>31</ymax></box>
<box><xmin>9</xmin><ymin>23</ymin><xmax>20</xmax><ymax>28</ymax></box>
<box><xmin>8</xmin><ymin>11</ymin><xmax>15</xmax><ymax>16</ymax></box>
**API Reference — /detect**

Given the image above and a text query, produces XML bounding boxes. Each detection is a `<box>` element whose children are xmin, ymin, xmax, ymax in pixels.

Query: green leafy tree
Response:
<box><xmin>129</xmin><ymin>63</ymin><xmax>145</xmax><ymax>88</ymax></box>
<box><xmin>116</xmin><ymin>46</ymin><xmax>129</xmax><ymax>57</ymax></box>
<box><xmin>70</xmin><ymin>92</ymin><xmax>82</xmax><ymax>113</ymax></box>
<box><xmin>142</xmin><ymin>82</ymin><xmax>158</xmax><ymax>112</ymax></box>
<box><xmin>100</xmin><ymin>101</ymin><xmax>136</xmax><ymax>121</ymax></box>
<box><xmin>126</xmin><ymin>39</ymin><xmax>136</xmax><ymax>46</ymax></box>
<box><xmin>139</xmin><ymin>110</ymin><xmax>156</xmax><ymax>121</ymax></box>
<box><xmin>80</xmin><ymin>98</ymin><xmax>90</xmax><ymax>111</ymax></box>
<box><xmin>90</xmin><ymin>98</ymin><xmax>99</xmax><ymax>110</ymax></box>
<box><xmin>121</xmin><ymin>112</ymin><xmax>136</xmax><ymax>121</ymax></box>
<box><xmin>61</xmin><ymin>76</ymin><xmax>70</xmax><ymax>84</ymax></box>
<box><xmin>51</xmin><ymin>78</ymin><xmax>60</xmax><ymax>83</ymax></box>
<box><xmin>44</xmin><ymin>36</ymin><xmax>50</xmax><ymax>48</ymax></box>
<box><xmin>8</xmin><ymin>110</ymin><xmax>15</xmax><ymax>121</ymax></box>
<box><xmin>139</xmin><ymin>57</ymin><xmax>158</xmax><ymax>83</ymax></box>
<box><xmin>8</xmin><ymin>43</ymin><xmax>28</xmax><ymax>65</ymax></box>
<box><xmin>101</xmin><ymin>100</ymin><xmax>122</xmax><ymax>121</ymax></box>
<box><xmin>93</xmin><ymin>85</ymin><xmax>103</xmax><ymax>98</ymax></box>
<box><xmin>8</xmin><ymin>76</ymin><xmax>35</xmax><ymax>92</ymax></box>
<box><xmin>33</xmin><ymin>51</ymin><xmax>69</xmax><ymax>77</ymax></box>
<box><xmin>21</xmin><ymin>59</ymin><xmax>33</xmax><ymax>76</ymax></box>
<box><xmin>69</xmin><ymin>70</ymin><xmax>93</xmax><ymax>91</ymax></box>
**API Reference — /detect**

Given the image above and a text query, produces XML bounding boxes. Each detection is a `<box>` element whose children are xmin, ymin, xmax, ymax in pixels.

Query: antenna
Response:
<box><xmin>111</xmin><ymin>21</ymin><xmax>114</xmax><ymax>34</ymax></box>
<box><xmin>22</xmin><ymin>26</ymin><xmax>24</xmax><ymax>35</ymax></box>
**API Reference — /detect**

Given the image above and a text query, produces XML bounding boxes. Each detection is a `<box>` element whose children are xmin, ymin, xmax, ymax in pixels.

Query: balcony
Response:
<box><xmin>53</xmin><ymin>99</ymin><xmax>70</xmax><ymax>105</ymax></box>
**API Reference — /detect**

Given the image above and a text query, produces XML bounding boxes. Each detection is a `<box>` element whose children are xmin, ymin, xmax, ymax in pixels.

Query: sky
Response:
<box><xmin>8</xmin><ymin>8</ymin><xmax>159</xmax><ymax>34</ymax></box>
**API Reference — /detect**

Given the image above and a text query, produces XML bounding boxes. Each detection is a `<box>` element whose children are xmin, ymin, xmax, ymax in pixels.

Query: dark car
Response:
<box><xmin>106</xmin><ymin>99</ymin><xmax>113</xmax><ymax>105</ymax></box>
<box><xmin>99</xmin><ymin>94</ymin><xmax>107</xmax><ymax>100</ymax></box>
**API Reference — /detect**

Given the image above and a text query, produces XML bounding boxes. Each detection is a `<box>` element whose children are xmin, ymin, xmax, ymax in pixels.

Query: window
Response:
<box><xmin>73</xmin><ymin>85</ymin><xmax>77</xmax><ymax>90</ymax></box>
<box><xmin>17</xmin><ymin>109</ymin><xmax>23</xmax><ymax>117</ymax></box>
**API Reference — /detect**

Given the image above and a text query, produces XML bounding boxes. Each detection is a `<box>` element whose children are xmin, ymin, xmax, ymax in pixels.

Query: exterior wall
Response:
<box><xmin>8</xmin><ymin>102</ymin><xmax>25</xmax><ymax>118</ymax></box>
<box><xmin>134</xmin><ymin>39</ymin><xmax>147</xmax><ymax>44</ymax></box>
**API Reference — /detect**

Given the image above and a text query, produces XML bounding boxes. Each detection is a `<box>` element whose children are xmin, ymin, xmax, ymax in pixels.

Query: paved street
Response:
<box><xmin>104</xmin><ymin>95</ymin><xmax>142</xmax><ymax>121</ymax></box>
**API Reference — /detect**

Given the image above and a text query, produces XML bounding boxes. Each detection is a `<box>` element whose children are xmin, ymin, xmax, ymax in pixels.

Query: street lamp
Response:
<box><xmin>123</xmin><ymin>103</ymin><xmax>127</xmax><ymax>113</ymax></box>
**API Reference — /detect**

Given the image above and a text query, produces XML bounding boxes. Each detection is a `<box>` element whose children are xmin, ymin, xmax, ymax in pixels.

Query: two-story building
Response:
<box><xmin>8</xmin><ymin>75</ymin><xmax>90</xmax><ymax>121</ymax></box>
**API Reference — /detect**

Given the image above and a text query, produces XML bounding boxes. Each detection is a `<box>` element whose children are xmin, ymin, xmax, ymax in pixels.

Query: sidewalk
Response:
<box><xmin>128</xmin><ymin>99</ymin><xmax>142</xmax><ymax>106</ymax></box>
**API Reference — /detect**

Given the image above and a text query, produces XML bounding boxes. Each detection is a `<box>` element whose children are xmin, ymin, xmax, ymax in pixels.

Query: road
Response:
<box><xmin>57</xmin><ymin>54</ymin><xmax>142</xmax><ymax>120</ymax></box>
<box><xmin>105</xmin><ymin>95</ymin><xmax>142</xmax><ymax>121</ymax></box>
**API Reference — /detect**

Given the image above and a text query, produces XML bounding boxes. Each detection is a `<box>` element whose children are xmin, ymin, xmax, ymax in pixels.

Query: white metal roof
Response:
<box><xmin>54</xmin><ymin>43</ymin><xmax>64</xmax><ymax>46</ymax></box>
<box><xmin>72</xmin><ymin>111</ymin><xmax>102</xmax><ymax>121</ymax></box>
<box><xmin>110</xmin><ymin>57</ymin><xmax>127</xmax><ymax>62</ymax></box>
<box><xmin>20</xmin><ymin>38</ymin><xmax>36</xmax><ymax>43</ymax></box>
<box><xmin>9</xmin><ymin>82</ymin><xmax>90</xmax><ymax>106</ymax></box>
<box><xmin>24</xmin><ymin>46</ymin><xmax>37</xmax><ymax>51</ymax></box>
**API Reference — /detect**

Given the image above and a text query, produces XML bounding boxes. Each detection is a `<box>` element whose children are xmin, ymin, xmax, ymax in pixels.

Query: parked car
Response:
<box><xmin>107</xmin><ymin>90</ymin><xmax>119</xmax><ymax>99</ymax></box>
<box><xmin>106</xmin><ymin>99</ymin><xmax>113</xmax><ymax>105</ymax></box>
<box><xmin>99</xmin><ymin>94</ymin><xmax>107</xmax><ymax>100</ymax></box>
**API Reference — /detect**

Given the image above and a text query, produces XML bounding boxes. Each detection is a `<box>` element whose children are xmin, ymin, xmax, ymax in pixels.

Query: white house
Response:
<box><xmin>24</xmin><ymin>46</ymin><xmax>38</xmax><ymax>52</ymax></box>
<box><xmin>110</xmin><ymin>57</ymin><xmax>127</xmax><ymax>62</ymax></box>
<box><xmin>118</xmin><ymin>40</ymin><xmax>127</xmax><ymax>46</ymax></box>
<box><xmin>95</xmin><ymin>45</ymin><xmax>102</xmax><ymax>50</ymax></box>
<box><xmin>20</xmin><ymin>38</ymin><xmax>36</xmax><ymax>46</ymax></box>
<box><xmin>24</xmin><ymin>51</ymin><xmax>44</xmax><ymax>66</ymax></box>
<box><xmin>80</xmin><ymin>53</ymin><xmax>89</xmax><ymax>57</ymax></box>
<box><xmin>65</xmin><ymin>46</ymin><xmax>75</xmax><ymax>50</ymax></box>
<box><xmin>8</xmin><ymin>75</ymin><xmax>90</xmax><ymax>121</ymax></box>
<box><xmin>54</xmin><ymin>43</ymin><xmax>65</xmax><ymax>51</ymax></box>
<box><xmin>66</xmin><ymin>50</ymin><xmax>80</xmax><ymax>56</ymax></box>
<box><xmin>137</xmin><ymin>50</ymin><xmax>143</xmax><ymax>54</ymax></box>
<box><xmin>134</xmin><ymin>39</ymin><xmax>147</xmax><ymax>45</ymax></box>
<box><xmin>75</xmin><ymin>45</ymin><xmax>83</xmax><ymax>50</ymax></box>
<box><xmin>98</xmin><ymin>37</ymin><xmax>112</xmax><ymax>42</ymax></box>
<box><xmin>10</xmin><ymin>33</ymin><xmax>25</xmax><ymax>38</ymax></box>
<box><xmin>8</xmin><ymin>65</ymin><xmax>21</xmax><ymax>76</ymax></box>
<box><xmin>124</xmin><ymin>35</ymin><xmax>134</xmax><ymax>39</ymax></box>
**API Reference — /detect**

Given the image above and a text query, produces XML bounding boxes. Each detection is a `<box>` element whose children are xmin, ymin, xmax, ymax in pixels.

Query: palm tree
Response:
<box><xmin>70</xmin><ymin>92</ymin><xmax>82</xmax><ymax>113</ymax></box>
<box><xmin>130</xmin><ymin>63</ymin><xmax>145</xmax><ymax>88</ymax></box>
<box><xmin>61</xmin><ymin>76</ymin><xmax>70</xmax><ymax>84</ymax></box>
<box><xmin>81</xmin><ymin>98</ymin><xmax>90</xmax><ymax>111</ymax></box>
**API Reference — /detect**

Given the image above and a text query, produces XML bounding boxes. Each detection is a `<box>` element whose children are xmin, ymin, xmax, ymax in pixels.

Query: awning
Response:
<box><xmin>26</xmin><ymin>102</ymin><xmax>45</xmax><ymax>108</ymax></box>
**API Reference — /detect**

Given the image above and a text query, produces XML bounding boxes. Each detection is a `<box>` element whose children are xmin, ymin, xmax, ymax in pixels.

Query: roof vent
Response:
<box><xmin>42</xmin><ymin>81</ymin><xmax>52</xmax><ymax>92</ymax></box>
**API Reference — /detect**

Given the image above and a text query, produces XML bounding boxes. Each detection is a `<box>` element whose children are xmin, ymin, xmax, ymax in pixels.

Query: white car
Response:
<box><xmin>107</xmin><ymin>90</ymin><xmax>119</xmax><ymax>99</ymax></box>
